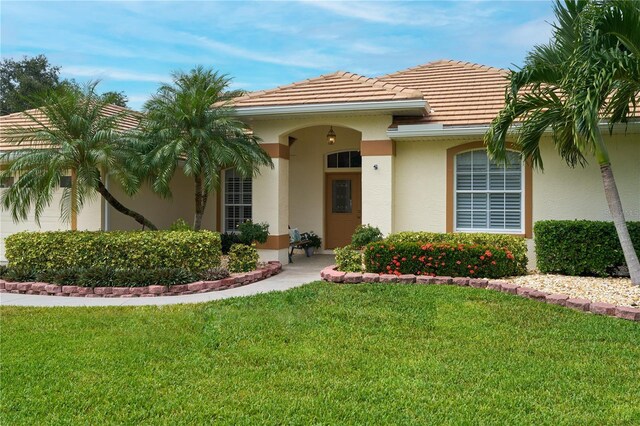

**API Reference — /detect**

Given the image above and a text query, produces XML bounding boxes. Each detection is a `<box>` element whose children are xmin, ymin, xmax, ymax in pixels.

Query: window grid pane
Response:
<box><xmin>224</xmin><ymin>169</ymin><xmax>252</xmax><ymax>232</ymax></box>
<box><xmin>326</xmin><ymin>151</ymin><xmax>362</xmax><ymax>169</ymax></box>
<box><xmin>455</xmin><ymin>150</ymin><xmax>522</xmax><ymax>232</ymax></box>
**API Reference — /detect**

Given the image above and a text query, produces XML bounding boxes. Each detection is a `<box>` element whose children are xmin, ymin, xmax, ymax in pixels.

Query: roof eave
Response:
<box><xmin>233</xmin><ymin>99</ymin><xmax>428</xmax><ymax>118</ymax></box>
<box><xmin>388</xmin><ymin>120</ymin><xmax>640</xmax><ymax>139</ymax></box>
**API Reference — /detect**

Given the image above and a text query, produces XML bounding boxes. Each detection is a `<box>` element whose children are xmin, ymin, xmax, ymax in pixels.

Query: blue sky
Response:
<box><xmin>1</xmin><ymin>1</ymin><xmax>556</xmax><ymax>110</ymax></box>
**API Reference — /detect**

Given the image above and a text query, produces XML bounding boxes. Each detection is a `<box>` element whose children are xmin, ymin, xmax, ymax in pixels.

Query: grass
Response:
<box><xmin>1</xmin><ymin>282</ymin><xmax>639</xmax><ymax>425</ymax></box>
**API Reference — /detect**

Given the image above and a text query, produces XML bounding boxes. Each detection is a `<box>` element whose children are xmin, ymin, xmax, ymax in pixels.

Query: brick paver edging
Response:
<box><xmin>320</xmin><ymin>265</ymin><xmax>640</xmax><ymax>322</ymax></box>
<box><xmin>0</xmin><ymin>261</ymin><xmax>282</xmax><ymax>298</ymax></box>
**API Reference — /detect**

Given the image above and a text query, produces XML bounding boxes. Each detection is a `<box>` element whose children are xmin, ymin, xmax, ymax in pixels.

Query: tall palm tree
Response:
<box><xmin>485</xmin><ymin>0</ymin><xmax>640</xmax><ymax>284</ymax></box>
<box><xmin>0</xmin><ymin>82</ymin><xmax>157</xmax><ymax>230</ymax></box>
<box><xmin>140</xmin><ymin>66</ymin><xmax>273</xmax><ymax>230</ymax></box>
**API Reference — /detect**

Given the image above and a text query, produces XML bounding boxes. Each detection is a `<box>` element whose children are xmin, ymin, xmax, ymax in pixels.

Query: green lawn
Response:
<box><xmin>1</xmin><ymin>283</ymin><xmax>639</xmax><ymax>425</ymax></box>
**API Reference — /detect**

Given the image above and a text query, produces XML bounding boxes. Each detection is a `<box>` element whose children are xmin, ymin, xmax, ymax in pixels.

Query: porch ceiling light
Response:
<box><xmin>326</xmin><ymin>126</ymin><xmax>337</xmax><ymax>145</ymax></box>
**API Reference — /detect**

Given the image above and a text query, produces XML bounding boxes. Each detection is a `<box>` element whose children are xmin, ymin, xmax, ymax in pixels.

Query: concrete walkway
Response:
<box><xmin>0</xmin><ymin>254</ymin><xmax>333</xmax><ymax>307</ymax></box>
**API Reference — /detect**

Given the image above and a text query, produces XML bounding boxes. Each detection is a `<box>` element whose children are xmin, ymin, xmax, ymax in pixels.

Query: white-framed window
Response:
<box><xmin>455</xmin><ymin>149</ymin><xmax>523</xmax><ymax>233</ymax></box>
<box><xmin>223</xmin><ymin>169</ymin><xmax>252</xmax><ymax>233</ymax></box>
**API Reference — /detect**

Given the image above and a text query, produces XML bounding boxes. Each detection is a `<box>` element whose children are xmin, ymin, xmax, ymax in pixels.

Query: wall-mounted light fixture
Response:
<box><xmin>326</xmin><ymin>126</ymin><xmax>336</xmax><ymax>145</ymax></box>
<box><xmin>373</xmin><ymin>164</ymin><xmax>378</xmax><ymax>170</ymax></box>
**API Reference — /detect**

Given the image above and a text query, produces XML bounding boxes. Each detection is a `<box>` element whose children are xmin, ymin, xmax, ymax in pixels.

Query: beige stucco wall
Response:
<box><xmin>249</xmin><ymin>114</ymin><xmax>391</xmax><ymax>144</ymax></box>
<box><xmin>0</xmin><ymin>190</ymin><xmax>101</xmax><ymax>263</ymax></box>
<box><xmin>393</xmin><ymin>133</ymin><xmax>640</xmax><ymax>268</ymax></box>
<box><xmin>107</xmin><ymin>173</ymin><xmax>217</xmax><ymax>231</ymax></box>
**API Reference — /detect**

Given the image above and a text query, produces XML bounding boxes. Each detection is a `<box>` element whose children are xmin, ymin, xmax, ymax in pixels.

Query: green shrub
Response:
<box><xmin>36</xmin><ymin>268</ymin><xmax>81</xmax><ymax>286</ymax></box>
<box><xmin>385</xmin><ymin>231</ymin><xmax>527</xmax><ymax>274</ymax></box>
<box><xmin>3</xmin><ymin>266</ymin><xmax>37</xmax><ymax>282</ymax></box>
<box><xmin>200</xmin><ymin>266</ymin><xmax>230</xmax><ymax>281</ymax></box>
<box><xmin>0</xmin><ymin>265</ymin><xmax>7</xmax><ymax>278</ymax></box>
<box><xmin>228</xmin><ymin>244</ymin><xmax>259</xmax><ymax>273</ymax></box>
<box><xmin>363</xmin><ymin>241</ymin><xmax>519</xmax><ymax>278</ymax></box>
<box><xmin>221</xmin><ymin>232</ymin><xmax>241</xmax><ymax>254</ymax></box>
<box><xmin>334</xmin><ymin>246</ymin><xmax>364</xmax><ymax>272</ymax></box>
<box><xmin>5</xmin><ymin>230</ymin><xmax>221</xmax><ymax>272</ymax></box>
<box><xmin>238</xmin><ymin>221</ymin><xmax>269</xmax><ymax>245</ymax></box>
<box><xmin>351</xmin><ymin>224</ymin><xmax>383</xmax><ymax>249</ymax></box>
<box><xmin>534</xmin><ymin>220</ymin><xmax>640</xmax><ymax>276</ymax></box>
<box><xmin>77</xmin><ymin>267</ymin><xmax>115</xmax><ymax>287</ymax></box>
<box><xmin>169</xmin><ymin>218</ymin><xmax>192</xmax><ymax>231</ymax></box>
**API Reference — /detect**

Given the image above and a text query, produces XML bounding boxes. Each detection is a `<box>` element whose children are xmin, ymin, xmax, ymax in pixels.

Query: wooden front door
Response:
<box><xmin>325</xmin><ymin>173</ymin><xmax>361</xmax><ymax>249</ymax></box>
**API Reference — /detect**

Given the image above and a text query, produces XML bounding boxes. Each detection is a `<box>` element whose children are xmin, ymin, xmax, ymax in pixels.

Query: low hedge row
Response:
<box><xmin>0</xmin><ymin>266</ymin><xmax>231</xmax><ymax>288</ymax></box>
<box><xmin>535</xmin><ymin>220</ymin><xmax>640</xmax><ymax>276</ymax></box>
<box><xmin>5</xmin><ymin>230</ymin><xmax>222</xmax><ymax>272</ymax></box>
<box><xmin>385</xmin><ymin>232</ymin><xmax>527</xmax><ymax>274</ymax></box>
<box><xmin>363</xmin><ymin>242</ymin><xmax>519</xmax><ymax>278</ymax></box>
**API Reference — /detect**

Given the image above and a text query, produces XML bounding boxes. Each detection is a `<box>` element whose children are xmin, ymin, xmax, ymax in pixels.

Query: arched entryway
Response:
<box><xmin>286</xmin><ymin>125</ymin><xmax>362</xmax><ymax>249</ymax></box>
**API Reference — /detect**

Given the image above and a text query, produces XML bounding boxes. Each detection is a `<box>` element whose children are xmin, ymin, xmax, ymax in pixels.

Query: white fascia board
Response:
<box><xmin>388</xmin><ymin>120</ymin><xmax>640</xmax><ymax>139</ymax></box>
<box><xmin>233</xmin><ymin>99</ymin><xmax>428</xmax><ymax>117</ymax></box>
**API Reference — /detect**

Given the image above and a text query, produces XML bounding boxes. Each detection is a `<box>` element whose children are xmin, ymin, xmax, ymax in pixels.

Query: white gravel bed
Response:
<box><xmin>505</xmin><ymin>274</ymin><xmax>640</xmax><ymax>308</ymax></box>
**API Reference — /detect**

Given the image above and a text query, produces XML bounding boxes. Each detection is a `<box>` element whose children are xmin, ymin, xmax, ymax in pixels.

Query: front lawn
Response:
<box><xmin>1</xmin><ymin>283</ymin><xmax>639</xmax><ymax>424</ymax></box>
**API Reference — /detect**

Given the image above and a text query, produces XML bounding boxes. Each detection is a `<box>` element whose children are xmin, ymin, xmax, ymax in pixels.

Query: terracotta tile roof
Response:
<box><xmin>379</xmin><ymin>60</ymin><xmax>509</xmax><ymax>127</ymax></box>
<box><xmin>0</xmin><ymin>104</ymin><xmax>141</xmax><ymax>151</ymax></box>
<box><xmin>231</xmin><ymin>71</ymin><xmax>424</xmax><ymax>108</ymax></box>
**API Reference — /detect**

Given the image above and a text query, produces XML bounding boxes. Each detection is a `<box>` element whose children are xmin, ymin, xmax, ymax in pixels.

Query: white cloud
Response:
<box><xmin>63</xmin><ymin>66</ymin><xmax>168</xmax><ymax>83</ymax></box>
<box><xmin>505</xmin><ymin>17</ymin><xmax>555</xmax><ymax>48</ymax></box>
<box><xmin>177</xmin><ymin>32</ymin><xmax>339</xmax><ymax>70</ymax></box>
<box><xmin>299</xmin><ymin>0</ymin><xmax>459</xmax><ymax>27</ymax></box>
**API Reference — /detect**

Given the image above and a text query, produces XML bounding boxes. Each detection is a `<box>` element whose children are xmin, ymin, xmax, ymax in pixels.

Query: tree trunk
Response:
<box><xmin>95</xmin><ymin>179</ymin><xmax>158</xmax><ymax>230</ymax></box>
<box><xmin>70</xmin><ymin>168</ymin><xmax>77</xmax><ymax>231</ymax></box>
<box><xmin>599</xmin><ymin>164</ymin><xmax>640</xmax><ymax>284</ymax></box>
<box><xmin>193</xmin><ymin>174</ymin><xmax>204</xmax><ymax>231</ymax></box>
<box><xmin>593</xmin><ymin>130</ymin><xmax>640</xmax><ymax>284</ymax></box>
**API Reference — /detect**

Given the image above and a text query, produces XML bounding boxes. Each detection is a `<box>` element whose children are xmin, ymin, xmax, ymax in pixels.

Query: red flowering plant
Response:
<box><xmin>363</xmin><ymin>241</ymin><xmax>519</xmax><ymax>278</ymax></box>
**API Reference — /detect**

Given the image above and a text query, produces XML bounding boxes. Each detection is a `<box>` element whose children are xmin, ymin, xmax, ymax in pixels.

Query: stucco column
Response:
<box><xmin>253</xmin><ymin>143</ymin><xmax>290</xmax><ymax>263</ymax></box>
<box><xmin>361</xmin><ymin>139</ymin><xmax>395</xmax><ymax>236</ymax></box>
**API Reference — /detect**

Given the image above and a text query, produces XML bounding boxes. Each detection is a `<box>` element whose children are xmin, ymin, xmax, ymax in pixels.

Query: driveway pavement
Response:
<box><xmin>0</xmin><ymin>254</ymin><xmax>333</xmax><ymax>307</ymax></box>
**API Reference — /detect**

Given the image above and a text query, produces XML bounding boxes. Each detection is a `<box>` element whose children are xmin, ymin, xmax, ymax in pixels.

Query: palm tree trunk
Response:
<box><xmin>70</xmin><ymin>168</ymin><xmax>78</xmax><ymax>231</ymax></box>
<box><xmin>95</xmin><ymin>179</ymin><xmax>158</xmax><ymax>230</ymax></box>
<box><xmin>594</xmin><ymin>131</ymin><xmax>640</xmax><ymax>285</ymax></box>
<box><xmin>194</xmin><ymin>174</ymin><xmax>204</xmax><ymax>231</ymax></box>
<box><xmin>599</xmin><ymin>164</ymin><xmax>640</xmax><ymax>284</ymax></box>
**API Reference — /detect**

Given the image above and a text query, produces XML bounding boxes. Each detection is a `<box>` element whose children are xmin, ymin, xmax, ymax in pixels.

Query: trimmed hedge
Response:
<box><xmin>5</xmin><ymin>230</ymin><xmax>221</xmax><ymax>272</ymax></box>
<box><xmin>385</xmin><ymin>232</ymin><xmax>527</xmax><ymax>274</ymax></box>
<box><xmin>364</xmin><ymin>242</ymin><xmax>520</xmax><ymax>278</ymax></box>
<box><xmin>535</xmin><ymin>220</ymin><xmax>640</xmax><ymax>276</ymax></box>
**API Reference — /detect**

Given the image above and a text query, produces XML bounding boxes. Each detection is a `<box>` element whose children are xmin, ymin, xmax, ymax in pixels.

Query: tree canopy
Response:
<box><xmin>0</xmin><ymin>54</ymin><xmax>129</xmax><ymax>115</ymax></box>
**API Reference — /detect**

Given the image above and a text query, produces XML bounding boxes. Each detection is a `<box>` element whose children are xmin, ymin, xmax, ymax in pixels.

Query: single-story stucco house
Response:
<box><xmin>1</xmin><ymin>59</ymin><xmax>639</xmax><ymax>267</ymax></box>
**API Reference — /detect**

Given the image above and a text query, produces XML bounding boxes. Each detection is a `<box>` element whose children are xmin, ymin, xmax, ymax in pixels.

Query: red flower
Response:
<box><xmin>456</xmin><ymin>260</ymin><xmax>461</xmax><ymax>265</ymax></box>
<box><xmin>480</xmin><ymin>255</ymin><xmax>485</xmax><ymax>261</ymax></box>
<box><xmin>469</xmin><ymin>270</ymin><xmax>475</xmax><ymax>274</ymax></box>
<box><xmin>491</xmin><ymin>261</ymin><xmax>496</xmax><ymax>265</ymax></box>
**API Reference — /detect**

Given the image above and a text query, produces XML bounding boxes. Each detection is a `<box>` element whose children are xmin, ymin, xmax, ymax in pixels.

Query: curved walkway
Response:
<box><xmin>0</xmin><ymin>255</ymin><xmax>333</xmax><ymax>307</ymax></box>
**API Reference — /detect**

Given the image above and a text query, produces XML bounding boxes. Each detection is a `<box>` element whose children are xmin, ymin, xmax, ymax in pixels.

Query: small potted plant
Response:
<box><xmin>300</xmin><ymin>231</ymin><xmax>322</xmax><ymax>256</ymax></box>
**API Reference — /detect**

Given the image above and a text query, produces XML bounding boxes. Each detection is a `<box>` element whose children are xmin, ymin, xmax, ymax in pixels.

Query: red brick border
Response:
<box><xmin>0</xmin><ymin>262</ymin><xmax>282</xmax><ymax>298</ymax></box>
<box><xmin>320</xmin><ymin>265</ymin><xmax>640</xmax><ymax>323</ymax></box>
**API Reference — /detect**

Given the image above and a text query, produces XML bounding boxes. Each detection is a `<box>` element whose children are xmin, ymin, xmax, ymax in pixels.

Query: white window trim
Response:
<box><xmin>453</xmin><ymin>149</ymin><xmax>525</xmax><ymax>234</ymax></box>
<box><xmin>221</xmin><ymin>168</ymin><xmax>252</xmax><ymax>233</ymax></box>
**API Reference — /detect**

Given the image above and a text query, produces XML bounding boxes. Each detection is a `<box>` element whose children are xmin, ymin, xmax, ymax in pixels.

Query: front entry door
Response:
<box><xmin>325</xmin><ymin>173</ymin><xmax>361</xmax><ymax>249</ymax></box>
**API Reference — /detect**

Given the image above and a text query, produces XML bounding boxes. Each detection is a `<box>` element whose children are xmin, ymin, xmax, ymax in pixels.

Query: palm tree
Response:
<box><xmin>0</xmin><ymin>82</ymin><xmax>158</xmax><ymax>230</ymax></box>
<box><xmin>140</xmin><ymin>66</ymin><xmax>273</xmax><ymax>230</ymax></box>
<box><xmin>485</xmin><ymin>0</ymin><xmax>640</xmax><ymax>284</ymax></box>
